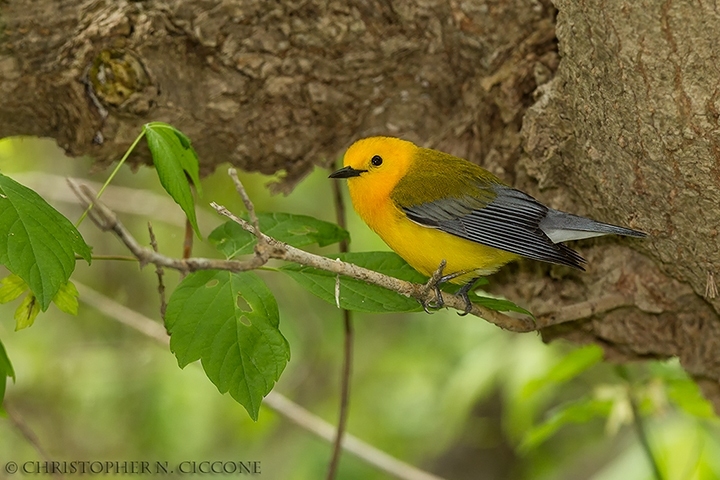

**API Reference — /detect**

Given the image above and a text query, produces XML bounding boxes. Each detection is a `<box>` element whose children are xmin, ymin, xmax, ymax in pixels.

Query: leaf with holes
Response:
<box><xmin>0</xmin><ymin>174</ymin><xmax>92</xmax><ymax>310</ymax></box>
<box><xmin>165</xmin><ymin>270</ymin><xmax>290</xmax><ymax>420</ymax></box>
<box><xmin>209</xmin><ymin>213</ymin><xmax>349</xmax><ymax>259</ymax></box>
<box><xmin>144</xmin><ymin>122</ymin><xmax>203</xmax><ymax>238</ymax></box>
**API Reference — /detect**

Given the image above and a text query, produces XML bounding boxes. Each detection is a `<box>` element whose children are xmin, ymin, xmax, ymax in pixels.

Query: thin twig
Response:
<box><xmin>326</xmin><ymin>164</ymin><xmax>353</xmax><ymax>480</ymax></box>
<box><xmin>76</xmin><ymin>254</ymin><xmax>138</xmax><ymax>262</ymax></box>
<box><xmin>4</xmin><ymin>402</ymin><xmax>64</xmax><ymax>480</ymax></box>
<box><xmin>68</xmin><ymin>180</ymin><xmax>270</xmax><ymax>273</ymax></box>
<box><xmin>332</xmin><ymin>168</ymin><xmax>349</xmax><ymax>254</ymax></box>
<box><xmin>148</xmin><ymin>222</ymin><xmax>167</xmax><ymax>320</ymax></box>
<box><xmin>73</xmin><ymin>281</ymin><xmax>447</xmax><ymax>480</ymax></box>
<box><xmin>228</xmin><ymin>168</ymin><xmax>272</xmax><ymax>264</ymax></box>
<box><xmin>228</xmin><ymin>168</ymin><xmax>261</xmax><ymax>241</ymax></box>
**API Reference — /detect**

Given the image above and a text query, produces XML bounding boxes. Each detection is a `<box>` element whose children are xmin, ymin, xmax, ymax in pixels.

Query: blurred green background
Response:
<box><xmin>0</xmin><ymin>136</ymin><xmax>719</xmax><ymax>480</ymax></box>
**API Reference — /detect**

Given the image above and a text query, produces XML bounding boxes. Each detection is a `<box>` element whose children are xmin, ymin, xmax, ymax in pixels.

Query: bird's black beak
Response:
<box><xmin>329</xmin><ymin>166</ymin><xmax>366</xmax><ymax>179</ymax></box>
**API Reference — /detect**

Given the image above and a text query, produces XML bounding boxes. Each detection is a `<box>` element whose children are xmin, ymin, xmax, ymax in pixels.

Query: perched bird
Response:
<box><xmin>329</xmin><ymin>136</ymin><xmax>646</xmax><ymax>313</ymax></box>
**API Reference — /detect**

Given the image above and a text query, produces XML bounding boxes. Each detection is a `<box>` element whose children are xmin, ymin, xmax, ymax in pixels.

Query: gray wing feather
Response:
<box><xmin>540</xmin><ymin>209</ymin><xmax>647</xmax><ymax>243</ymax></box>
<box><xmin>402</xmin><ymin>187</ymin><xmax>587</xmax><ymax>269</ymax></box>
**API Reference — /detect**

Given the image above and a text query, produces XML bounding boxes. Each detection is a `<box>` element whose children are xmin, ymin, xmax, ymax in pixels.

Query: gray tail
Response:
<box><xmin>540</xmin><ymin>209</ymin><xmax>647</xmax><ymax>244</ymax></box>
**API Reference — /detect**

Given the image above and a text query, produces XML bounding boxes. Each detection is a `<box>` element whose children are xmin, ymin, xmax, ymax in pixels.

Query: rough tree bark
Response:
<box><xmin>1</xmin><ymin>0</ymin><xmax>719</xmax><ymax>409</ymax></box>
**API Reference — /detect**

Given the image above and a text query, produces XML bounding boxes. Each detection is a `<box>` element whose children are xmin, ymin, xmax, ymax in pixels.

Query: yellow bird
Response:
<box><xmin>329</xmin><ymin>136</ymin><xmax>646</xmax><ymax>313</ymax></box>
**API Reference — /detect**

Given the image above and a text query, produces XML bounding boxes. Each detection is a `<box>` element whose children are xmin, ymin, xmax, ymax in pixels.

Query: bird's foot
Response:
<box><xmin>421</xmin><ymin>278</ymin><xmax>447</xmax><ymax>313</ymax></box>
<box><xmin>455</xmin><ymin>277</ymin><xmax>480</xmax><ymax>316</ymax></box>
<box><xmin>420</xmin><ymin>262</ymin><xmax>479</xmax><ymax>315</ymax></box>
<box><xmin>420</xmin><ymin>260</ymin><xmax>448</xmax><ymax>313</ymax></box>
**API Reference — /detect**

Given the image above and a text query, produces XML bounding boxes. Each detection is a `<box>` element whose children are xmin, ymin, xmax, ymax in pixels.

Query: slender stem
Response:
<box><xmin>228</xmin><ymin>168</ymin><xmax>262</xmax><ymax>240</ymax></box>
<box><xmin>77</xmin><ymin>254</ymin><xmax>139</xmax><ymax>262</ymax></box>
<box><xmin>75</xmin><ymin>129</ymin><xmax>146</xmax><ymax>226</ymax></box>
<box><xmin>326</xmin><ymin>161</ymin><xmax>353</xmax><ymax>480</ymax></box>
<box><xmin>4</xmin><ymin>402</ymin><xmax>64</xmax><ymax>480</ymax></box>
<box><xmin>332</xmin><ymin>161</ymin><xmax>350</xmax><ymax>254</ymax></box>
<box><xmin>182</xmin><ymin>183</ymin><xmax>196</xmax><ymax>264</ymax></box>
<box><xmin>148</xmin><ymin>222</ymin><xmax>167</xmax><ymax>320</ymax></box>
<box><xmin>616</xmin><ymin>366</ymin><xmax>664</xmax><ymax>480</ymax></box>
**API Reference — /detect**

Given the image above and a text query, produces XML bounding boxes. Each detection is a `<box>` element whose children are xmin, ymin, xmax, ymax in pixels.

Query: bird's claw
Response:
<box><xmin>421</xmin><ymin>284</ymin><xmax>445</xmax><ymax>313</ymax></box>
<box><xmin>456</xmin><ymin>291</ymin><xmax>473</xmax><ymax>316</ymax></box>
<box><xmin>455</xmin><ymin>277</ymin><xmax>480</xmax><ymax>316</ymax></box>
<box><xmin>420</xmin><ymin>265</ymin><xmax>478</xmax><ymax>316</ymax></box>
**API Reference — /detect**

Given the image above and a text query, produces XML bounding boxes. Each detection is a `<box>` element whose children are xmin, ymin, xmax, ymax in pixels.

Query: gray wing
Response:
<box><xmin>402</xmin><ymin>186</ymin><xmax>586</xmax><ymax>270</ymax></box>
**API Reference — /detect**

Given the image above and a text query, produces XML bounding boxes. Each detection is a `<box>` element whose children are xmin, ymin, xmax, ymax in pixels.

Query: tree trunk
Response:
<box><xmin>1</xmin><ymin>0</ymin><xmax>719</xmax><ymax>408</ymax></box>
<box><xmin>519</xmin><ymin>0</ymin><xmax>720</xmax><ymax>411</ymax></box>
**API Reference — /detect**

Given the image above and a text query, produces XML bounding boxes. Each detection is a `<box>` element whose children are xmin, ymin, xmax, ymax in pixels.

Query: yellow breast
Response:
<box><xmin>348</xmin><ymin>180</ymin><xmax>518</xmax><ymax>282</ymax></box>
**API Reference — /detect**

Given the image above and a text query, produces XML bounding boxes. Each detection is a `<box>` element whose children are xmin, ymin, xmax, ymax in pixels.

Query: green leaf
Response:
<box><xmin>14</xmin><ymin>293</ymin><xmax>40</xmax><ymax>331</ymax></box>
<box><xmin>468</xmin><ymin>293</ymin><xmax>533</xmax><ymax>316</ymax></box>
<box><xmin>209</xmin><ymin>213</ymin><xmax>350</xmax><ymax>259</ymax></box>
<box><xmin>165</xmin><ymin>270</ymin><xmax>290</xmax><ymax>420</ymax></box>
<box><xmin>667</xmin><ymin>378</ymin><xmax>715</xmax><ymax>418</ymax></box>
<box><xmin>279</xmin><ymin>252</ymin><xmax>426</xmax><ymax>313</ymax></box>
<box><xmin>520</xmin><ymin>398</ymin><xmax>613</xmax><ymax>451</ymax></box>
<box><xmin>443</xmin><ymin>283</ymin><xmax>532</xmax><ymax>316</ymax></box>
<box><xmin>521</xmin><ymin>345</ymin><xmax>604</xmax><ymax>399</ymax></box>
<box><xmin>144</xmin><ymin>122</ymin><xmax>202</xmax><ymax>238</ymax></box>
<box><xmin>0</xmin><ymin>174</ymin><xmax>92</xmax><ymax>310</ymax></box>
<box><xmin>647</xmin><ymin>360</ymin><xmax>715</xmax><ymax>418</ymax></box>
<box><xmin>0</xmin><ymin>339</ymin><xmax>15</xmax><ymax>407</ymax></box>
<box><xmin>0</xmin><ymin>274</ymin><xmax>28</xmax><ymax>304</ymax></box>
<box><xmin>52</xmin><ymin>281</ymin><xmax>79</xmax><ymax>315</ymax></box>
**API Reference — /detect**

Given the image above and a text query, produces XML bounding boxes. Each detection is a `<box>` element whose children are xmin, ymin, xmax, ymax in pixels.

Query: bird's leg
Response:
<box><xmin>431</xmin><ymin>271</ymin><xmax>469</xmax><ymax>309</ymax></box>
<box><xmin>421</xmin><ymin>263</ymin><xmax>470</xmax><ymax>313</ymax></box>
<box><xmin>456</xmin><ymin>277</ymin><xmax>481</xmax><ymax>316</ymax></box>
<box><xmin>421</xmin><ymin>260</ymin><xmax>449</xmax><ymax>312</ymax></box>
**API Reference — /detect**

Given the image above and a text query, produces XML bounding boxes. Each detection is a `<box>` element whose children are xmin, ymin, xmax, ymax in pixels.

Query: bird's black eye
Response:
<box><xmin>371</xmin><ymin>155</ymin><xmax>383</xmax><ymax>167</ymax></box>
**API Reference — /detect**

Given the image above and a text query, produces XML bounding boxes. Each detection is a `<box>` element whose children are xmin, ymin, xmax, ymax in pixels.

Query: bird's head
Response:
<box><xmin>329</xmin><ymin>136</ymin><xmax>416</xmax><ymax>194</ymax></box>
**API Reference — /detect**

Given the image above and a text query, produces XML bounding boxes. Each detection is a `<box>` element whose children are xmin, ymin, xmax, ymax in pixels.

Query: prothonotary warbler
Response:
<box><xmin>329</xmin><ymin>136</ymin><xmax>646</xmax><ymax>313</ymax></box>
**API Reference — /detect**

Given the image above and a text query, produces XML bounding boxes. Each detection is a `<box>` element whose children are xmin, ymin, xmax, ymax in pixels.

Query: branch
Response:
<box><xmin>73</xmin><ymin>281</ymin><xmax>448</xmax><ymax>480</ymax></box>
<box><xmin>68</xmin><ymin>178</ymin><xmax>535</xmax><ymax>331</ymax></box>
<box><xmin>67</xmin><ymin>179</ymin><xmax>270</xmax><ymax>273</ymax></box>
<box><xmin>148</xmin><ymin>222</ymin><xmax>167</xmax><ymax>320</ymax></box>
<box><xmin>226</xmin><ymin>203</ymin><xmax>543</xmax><ymax>331</ymax></box>
<box><xmin>69</xmin><ymin>178</ymin><xmax>637</xmax><ymax>331</ymax></box>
